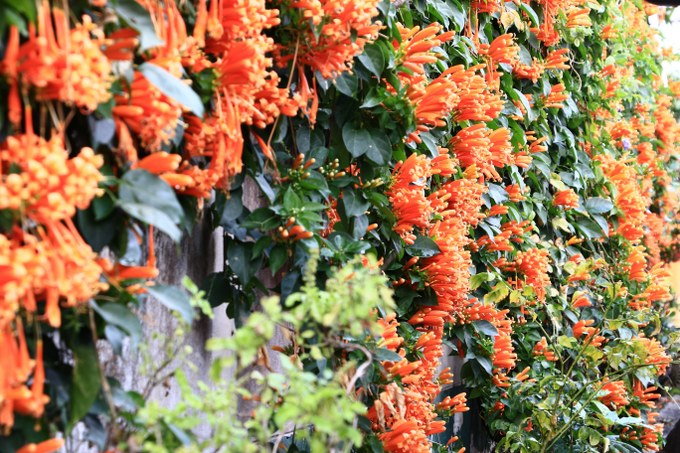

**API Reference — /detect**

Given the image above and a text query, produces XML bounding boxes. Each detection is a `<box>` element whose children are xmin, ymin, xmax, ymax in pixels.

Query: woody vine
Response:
<box><xmin>0</xmin><ymin>0</ymin><xmax>679</xmax><ymax>452</ymax></box>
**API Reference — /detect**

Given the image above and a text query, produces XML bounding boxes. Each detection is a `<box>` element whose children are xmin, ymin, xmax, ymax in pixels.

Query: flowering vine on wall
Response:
<box><xmin>0</xmin><ymin>0</ymin><xmax>679</xmax><ymax>452</ymax></box>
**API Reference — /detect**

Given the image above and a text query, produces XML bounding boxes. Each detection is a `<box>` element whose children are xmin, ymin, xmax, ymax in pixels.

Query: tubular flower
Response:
<box><xmin>513</xmin><ymin>61</ymin><xmax>544</xmax><ymax>83</ymax></box>
<box><xmin>391</xmin><ymin>24</ymin><xmax>457</xmax><ymax>142</ymax></box>
<box><xmin>114</xmin><ymin>72</ymin><xmax>183</xmax><ymax>153</ymax></box>
<box><xmin>471</xmin><ymin>0</ymin><xmax>502</xmax><ymax>13</ymax></box>
<box><xmin>16</xmin><ymin>2</ymin><xmax>112</xmax><ymax>111</ymax></box>
<box><xmin>0</xmin><ymin>133</ymin><xmax>104</xmax><ymax>224</ymax></box>
<box><xmin>625</xmin><ymin>246</ymin><xmax>648</xmax><ymax>282</ymax></box>
<box><xmin>571</xmin><ymin>292</ymin><xmax>592</xmax><ymax>308</ymax></box>
<box><xmin>479</xmin><ymin>34</ymin><xmax>519</xmax><ymax>66</ymax></box>
<box><xmin>279</xmin><ymin>0</ymin><xmax>382</xmax><ymax>79</ymax></box>
<box><xmin>436</xmin><ymin>393</ymin><xmax>469</xmax><ymax>413</ymax></box>
<box><xmin>544</xmin><ymin>48</ymin><xmax>570</xmax><ymax>70</ymax></box>
<box><xmin>633</xmin><ymin>337</ymin><xmax>670</xmax><ymax>375</ymax></box>
<box><xmin>553</xmin><ymin>189</ymin><xmax>579</xmax><ymax>209</ymax></box>
<box><xmin>543</xmin><ymin>83</ymin><xmax>568</xmax><ymax>109</ymax></box>
<box><xmin>511</xmin><ymin>248</ymin><xmax>551</xmax><ymax>302</ymax></box>
<box><xmin>566</xmin><ymin>8</ymin><xmax>592</xmax><ymax>28</ymax></box>
<box><xmin>1</xmin><ymin>27</ymin><xmax>21</xmax><ymax>126</ymax></box>
<box><xmin>450</xmin><ymin>125</ymin><xmax>511</xmax><ymax>180</ymax></box>
<box><xmin>493</xmin><ymin>333</ymin><xmax>517</xmax><ymax>370</ymax></box>
<box><xmin>1</xmin><ymin>337</ymin><xmax>50</xmax><ymax>428</ymax></box>
<box><xmin>596</xmin><ymin>154</ymin><xmax>647</xmax><ymax>242</ymax></box>
<box><xmin>102</xmin><ymin>28</ymin><xmax>139</xmax><ymax>61</ymax></box>
<box><xmin>573</xmin><ymin>319</ymin><xmax>596</xmax><ymax>338</ymax></box>
<box><xmin>599</xmin><ymin>379</ymin><xmax>629</xmax><ymax>408</ymax></box>
<box><xmin>632</xmin><ymin>380</ymin><xmax>660</xmax><ymax>410</ymax></box>
<box><xmin>639</xmin><ymin>425</ymin><xmax>663</xmax><ymax>451</ymax></box>
<box><xmin>505</xmin><ymin>184</ymin><xmax>526</xmax><ymax>203</ymax></box>
<box><xmin>533</xmin><ymin>337</ymin><xmax>558</xmax><ymax>361</ymax></box>
<box><xmin>387</xmin><ymin>154</ymin><xmax>432</xmax><ymax>243</ymax></box>
<box><xmin>448</xmin><ymin>65</ymin><xmax>504</xmax><ymax>122</ymax></box>
<box><xmin>370</xmin><ymin>313</ymin><xmax>452</xmax><ymax>453</ymax></box>
<box><xmin>488</xmin><ymin>205</ymin><xmax>509</xmax><ymax>217</ymax></box>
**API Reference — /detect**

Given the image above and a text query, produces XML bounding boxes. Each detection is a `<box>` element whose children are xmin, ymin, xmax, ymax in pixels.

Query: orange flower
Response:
<box><xmin>480</xmin><ymin>34</ymin><xmax>519</xmax><ymax>66</ymax></box>
<box><xmin>571</xmin><ymin>293</ymin><xmax>592</xmax><ymax>308</ymax></box>
<box><xmin>632</xmin><ymin>380</ymin><xmax>660</xmax><ymax>409</ymax></box>
<box><xmin>390</xmin><ymin>24</ymin><xmax>457</xmax><ymax>142</ymax></box>
<box><xmin>596</xmin><ymin>154</ymin><xmax>647</xmax><ymax>242</ymax></box>
<box><xmin>114</xmin><ymin>73</ymin><xmax>183</xmax><ymax>152</ymax></box>
<box><xmin>553</xmin><ymin>189</ymin><xmax>579</xmax><ymax>209</ymax></box>
<box><xmin>505</xmin><ymin>184</ymin><xmax>525</xmax><ymax>203</ymax></box>
<box><xmin>488</xmin><ymin>205</ymin><xmax>508</xmax><ymax>217</ymax></box>
<box><xmin>599</xmin><ymin>379</ymin><xmax>629</xmax><ymax>408</ymax></box>
<box><xmin>640</xmin><ymin>425</ymin><xmax>662</xmax><ymax>451</ymax></box>
<box><xmin>450</xmin><ymin>125</ymin><xmax>512</xmax><ymax>180</ymax></box>
<box><xmin>533</xmin><ymin>337</ymin><xmax>558</xmax><ymax>361</ymax></box>
<box><xmin>512</xmin><ymin>248</ymin><xmax>551</xmax><ymax>302</ymax></box>
<box><xmin>280</xmin><ymin>0</ymin><xmax>381</xmax><ymax>79</ymax></box>
<box><xmin>566</xmin><ymin>8</ymin><xmax>592</xmax><ymax>28</ymax></box>
<box><xmin>633</xmin><ymin>337</ymin><xmax>670</xmax><ymax>375</ymax></box>
<box><xmin>493</xmin><ymin>333</ymin><xmax>517</xmax><ymax>370</ymax></box>
<box><xmin>625</xmin><ymin>246</ymin><xmax>648</xmax><ymax>282</ymax></box>
<box><xmin>388</xmin><ymin>154</ymin><xmax>433</xmax><ymax>244</ymax></box>
<box><xmin>543</xmin><ymin>83</ymin><xmax>568</xmax><ymax>109</ymax></box>
<box><xmin>16</xmin><ymin>438</ymin><xmax>64</xmax><ymax>453</ymax></box>
<box><xmin>436</xmin><ymin>393</ymin><xmax>469</xmax><ymax>413</ymax></box>
<box><xmin>472</xmin><ymin>0</ymin><xmax>502</xmax><ymax>13</ymax></box>
<box><xmin>573</xmin><ymin>319</ymin><xmax>595</xmax><ymax>338</ymax></box>
<box><xmin>17</xmin><ymin>2</ymin><xmax>112</xmax><ymax>111</ymax></box>
<box><xmin>1</xmin><ymin>26</ymin><xmax>21</xmax><ymax>126</ymax></box>
<box><xmin>0</xmin><ymin>132</ymin><xmax>104</xmax><ymax>224</ymax></box>
<box><xmin>544</xmin><ymin>48</ymin><xmax>570</xmax><ymax>70</ymax></box>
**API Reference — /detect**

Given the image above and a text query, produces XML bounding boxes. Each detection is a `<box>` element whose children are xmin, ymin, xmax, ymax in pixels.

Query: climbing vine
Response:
<box><xmin>0</xmin><ymin>0</ymin><xmax>679</xmax><ymax>452</ymax></box>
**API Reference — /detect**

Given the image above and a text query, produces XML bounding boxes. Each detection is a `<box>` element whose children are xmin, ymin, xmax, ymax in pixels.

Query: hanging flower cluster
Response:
<box><xmin>0</xmin><ymin>114</ymin><xmax>105</xmax><ymax>439</ymax></box>
<box><xmin>0</xmin><ymin>0</ymin><xmax>678</xmax><ymax>452</ymax></box>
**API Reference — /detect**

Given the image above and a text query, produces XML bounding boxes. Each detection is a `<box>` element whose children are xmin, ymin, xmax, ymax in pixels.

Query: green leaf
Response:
<box><xmin>357</xmin><ymin>44</ymin><xmax>385</xmax><ymax>78</ymax></box>
<box><xmin>118</xmin><ymin>203</ymin><xmax>182</xmax><ymax>242</ymax></box>
<box><xmin>69</xmin><ymin>342</ymin><xmax>101</xmax><ymax>428</ymax></box>
<box><xmin>476</xmin><ymin>356</ymin><xmax>493</xmax><ymax>375</ymax></box>
<box><xmin>470</xmin><ymin>272</ymin><xmax>493</xmax><ymax>290</ymax></box>
<box><xmin>243</xmin><ymin>208</ymin><xmax>277</xmax><ymax>229</ymax></box>
<box><xmin>219</xmin><ymin>191</ymin><xmax>243</xmax><ymax>224</ymax></box>
<box><xmin>484</xmin><ymin>282</ymin><xmax>510</xmax><ymax>304</ymax></box>
<box><xmin>374</xmin><ymin>348</ymin><xmax>403</xmax><ymax>362</ymax></box>
<box><xmin>283</xmin><ymin>187</ymin><xmax>303</xmax><ymax>211</ymax></box>
<box><xmin>518</xmin><ymin>2</ymin><xmax>540</xmax><ymax>26</ymax></box>
<box><xmin>139</xmin><ymin>63</ymin><xmax>204</xmax><ymax>117</ymax></box>
<box><xmin>334</xmin><ymin>72</ymin><xmax>359</xmax><ymax>97</ymax></box>
<box><xmin>473</xmin><ymin>320</ymin><xmax>499</xmax><ymax>337</ymax></box>
<box><xmin>406</xmin><ymin>236</ymin><xmax>440</xmax><ymax>257</ymax></box>
<box><xmin>110</xmin><ymin>0</ymin><xmax>164</xmax><ymax>51</ymax></box>
<box><xmin>515</xmin><ymin>90</ymin><xmax>536</xmax><ymax>121</ymax></box>
<box><xmin>146</xmin><ymin>285</ymin><xmax>195</xmax><ymax>324</ymax></box>
<box><xmin>342</xmin><ymin>122</ymin><xmax>391</xmax><ymax>164</ymax></box>
<box><xmin>585</xmin><ymin>197</ymin><xmax>613</xmax><ymax>214</ymax></box>
<box><xmin>342</xmin><ymin>190</ymin><xmax>369</xmax><ymax>217</ymax></box>
<box><xmin>118</xmin><ymin>170</ymin><xmax>184</xmax><ymax>242</ymax></box>
<box><xmin>269</xmin><ymin>245</ymin><xmax>287</xmax><ymax>275</ymax></box>
<box><xmin>201</xmin><ymin>272</ymin><xmax>232</xmax><ymax>307</ymax></box>
<box><xmin>91</xmin><ymin>301</ymin><xmax>142</xmax><ymax>345</ymax></box>
<box><xmin>227</xmin><ymin>242</ymin><xmax>253</xmax><ymax>285</ymax></box>
<box><xmin>574</xmin><ymin>218</ymin><xmax>604</xmax><ymax>240</ymax></box>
